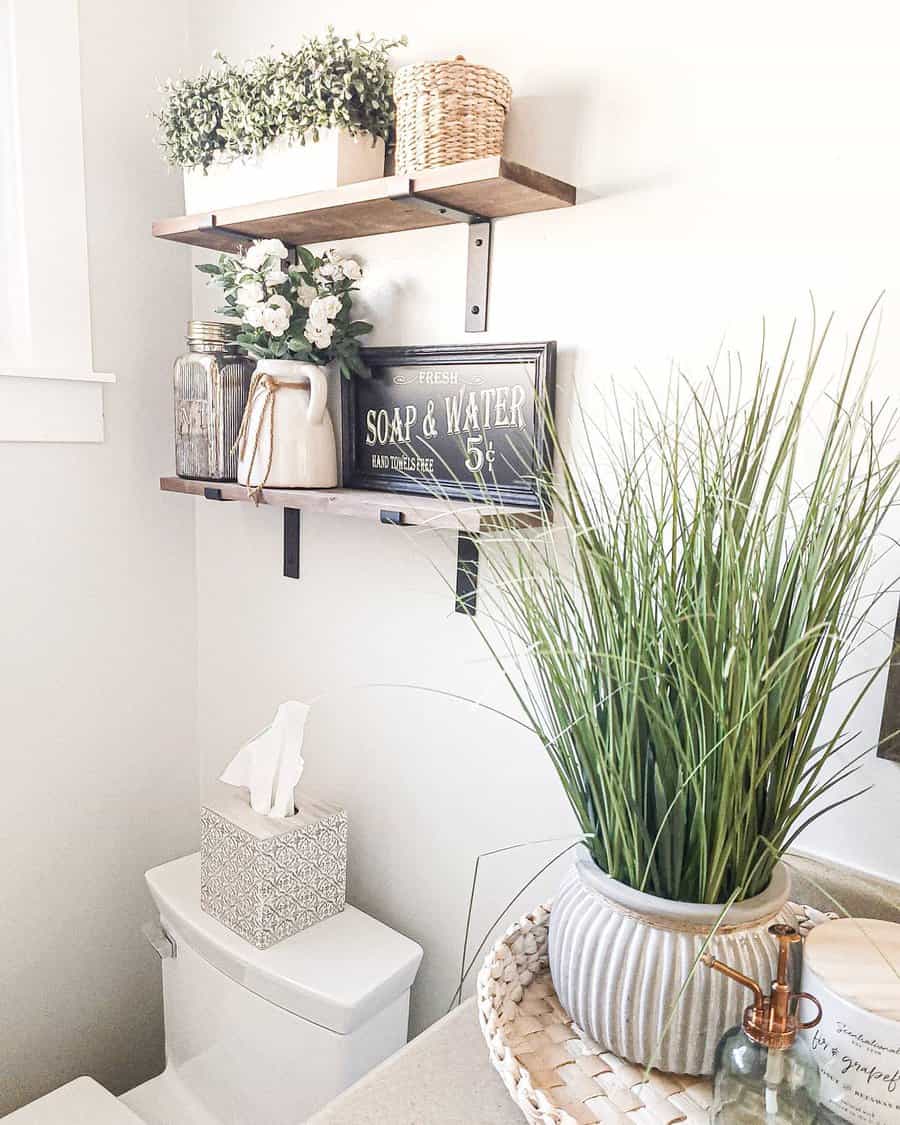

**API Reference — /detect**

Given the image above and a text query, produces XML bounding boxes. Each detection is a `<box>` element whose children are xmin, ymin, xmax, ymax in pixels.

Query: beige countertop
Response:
<box><xmin>307</xmin><ymin>991</ymin><xmax>851</xmax><ymax>1125</ymax></box>
<box><xmin>306</xmin><ymin>998</ymin><xmax>520</xmax><ymax>1125</ymax></box>
<box><xmin>307</xmin><ymin>861</ymin><xmax>898</xmax><ymax>1124</ymax></box>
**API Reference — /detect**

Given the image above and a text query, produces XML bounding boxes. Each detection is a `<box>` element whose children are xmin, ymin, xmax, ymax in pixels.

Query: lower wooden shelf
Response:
<box><xmin>160</xmin><ymin>476</ymin><xmax>542</xmax><ymax>614</ymax></box>
<box><xmin>159</xmin><ymin>476</ymin><xmax>541</xmax><ymax>533</ymax></box>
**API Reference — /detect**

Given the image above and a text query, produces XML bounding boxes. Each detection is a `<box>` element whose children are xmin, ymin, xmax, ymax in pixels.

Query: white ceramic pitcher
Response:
<box><xmin>237</xmin><ymin>360</ymin><xmax>337</xmax><ymax>490</ymax></box>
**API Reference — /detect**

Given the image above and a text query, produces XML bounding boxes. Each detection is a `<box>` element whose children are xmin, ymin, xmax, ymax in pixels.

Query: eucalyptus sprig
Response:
<box><xmin>198</xmin><ymin>238</ymin><xmax>372</xmax><ymax>377</ymax></box>
<box><xmin>157</xmin><ymin>30</ymin><xmax>407</xmax><ymax>171</ymax></box>
<box><xmin>456</xmin><ymin>307</ymin><xmax>900</xmax><ymax>905</ymax></box>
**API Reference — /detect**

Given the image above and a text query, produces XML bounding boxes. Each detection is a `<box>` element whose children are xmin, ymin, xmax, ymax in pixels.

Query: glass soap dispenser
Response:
<box><xmin>703</xmin><ymin>924</ymin><xmax>823</xmax><ymax>1124</ymax></box>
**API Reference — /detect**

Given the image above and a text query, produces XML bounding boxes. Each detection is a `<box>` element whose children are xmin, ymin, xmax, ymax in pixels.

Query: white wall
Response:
<box><xmin>1</xmin><ymin>4</ymin><xmax>894</xmax><ymax>1113</ymax></box>
<box><xmin>185</xmin><ymin>0</ymin><xmax>900</xmax><ymax>1036</ymax></box>
<box><xmin>0</xmin><ymin>1</ymin><xmax>198</xmax><ymax>1113</ymax></box>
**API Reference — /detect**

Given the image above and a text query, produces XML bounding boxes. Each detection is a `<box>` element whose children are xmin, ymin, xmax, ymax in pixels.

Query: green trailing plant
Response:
<box><xmin>156</xmin><ymin>30</ymin><xmax>407</xmax><ymax>171</ymax></box>
<box><xmin>456</xmin><ymin>308</ymin><xmax>900</xmax><ymax>905</ymax></box>
<box><xmin>156</xmin><ymin>67</ymin><xmax>232</xmax><ymax>172</ymax></box>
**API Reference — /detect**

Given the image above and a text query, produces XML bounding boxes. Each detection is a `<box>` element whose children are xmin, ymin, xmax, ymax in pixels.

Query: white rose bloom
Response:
<box><xmin>295</xmin><ymin>283</ymin><xmax>317</xmax><ymax>308</ymax></box>
<box><xmin>265</xmin><ymin>268</ymin><xmax>288</xmax><ymax>287</ymax></box>
<box><xmin>244</xmin><ymin>237</ymin><xmax>286</xmax><ymax>270</ymax></box>
<box><xmin>236</xmin><ymin>281</ymin><xmax>265</xmax><ymax>307</ymax></box>
<box><xmin>304</xmin><ymin>320</ymin><xmax>334</xmax><ymax>348</ymax></box>
<box><xmin>262</xmin><ymin>306</ymin><xmax>290</xmax><ymax>337</ymax></box>
<box><xmin>310</xmin><ymin>295</ymin><xmax>342</xmax><ymax>323</ymax></box>
<box><xmin>246</xmin><ymin>238</ymin><xmax>288</xmax><ymax>270</ymax></box>
<box><xmin>260</xmin><ymin>238</ymin><xmax>288</xmax><ymax>260</ymax></box>
<box><xmin>244</xmin><ymin>244</ymin><xmax>269</xmax><ymax>271</ymax></box>
<box><xmin>314</xmin><ymin>263</ymin><xmax>334</xmax><ymax>282</ymax></box>
<box><xmin>266</xmin><ymin>293</ymin><xmax>292</xmax><ymax>316</ymax></box>
<box><xmin>244</xmin><ymin>304</ymin><xmax>265</xmax><ymax>328</ymax></box>
<box><xmin>340</xmin><ymin>257</ymin><xmax>362</xmax><ymax>281</ymax></box>
<box><xmin>324</xmin><ymin>251</ymin><xmax>345</xmax><ymax>279</ymax></box>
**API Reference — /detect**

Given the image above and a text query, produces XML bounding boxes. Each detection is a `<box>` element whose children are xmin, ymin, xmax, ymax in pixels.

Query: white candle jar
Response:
<box><xmin>802</xmin><ymin>917</ymin><xmax>900</xmax><ymax>1124</ymax></box>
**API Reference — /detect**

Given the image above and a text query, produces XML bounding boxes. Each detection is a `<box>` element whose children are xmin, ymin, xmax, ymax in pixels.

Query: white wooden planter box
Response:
<box><xmin>183</xmin><ymin>131</ymin><xmax>386</xmax><ymax>214</ymax></box>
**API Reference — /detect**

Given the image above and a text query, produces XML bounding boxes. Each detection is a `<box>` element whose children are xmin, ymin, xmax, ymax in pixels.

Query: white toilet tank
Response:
<box><xmin>124</xmin><ymin>853</ymin><xmax>422</xmax><ymax>1125</ymax></box>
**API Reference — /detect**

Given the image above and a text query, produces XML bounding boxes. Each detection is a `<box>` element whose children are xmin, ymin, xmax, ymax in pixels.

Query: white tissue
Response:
<box><xmin>220</xmin><ymin>701</ymin><xmax>309</xmax><ymax>818</ymax></box>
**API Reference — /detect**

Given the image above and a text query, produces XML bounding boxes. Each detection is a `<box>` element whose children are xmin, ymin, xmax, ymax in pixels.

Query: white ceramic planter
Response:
<box><xmin>549</xmin><ymin>846</ymin><xmax>796</xmax><ymax>1076</ymax></box>
<box><xmin>237</xmin><ymin>360</ymin><xmax>337</xmax><ymax>490</ymax></box>
<box><xmin>183</xmin><ymin>130</ymin><xmax>386</xmax><ymax>214</ymax></box>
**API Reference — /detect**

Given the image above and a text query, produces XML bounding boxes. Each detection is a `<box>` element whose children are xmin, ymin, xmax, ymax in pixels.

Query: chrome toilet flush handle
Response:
<box><xmin>142</xmin><ymin>920</ymin><xmax>177</xmax><ymax>960</ymax></box>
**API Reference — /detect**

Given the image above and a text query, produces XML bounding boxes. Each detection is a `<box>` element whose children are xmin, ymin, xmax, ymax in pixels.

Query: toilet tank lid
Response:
<box><xmin>145</xmin><ymin>853</ymin><xmax>423</xmax><ymax>1035</ymax></box>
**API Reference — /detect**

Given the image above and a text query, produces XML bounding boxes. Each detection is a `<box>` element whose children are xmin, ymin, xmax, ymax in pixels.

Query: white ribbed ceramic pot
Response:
<box><xmin>549</xmin><ymin>847</ymin><xmax>796</xmax><ymax>1076</ymax></box>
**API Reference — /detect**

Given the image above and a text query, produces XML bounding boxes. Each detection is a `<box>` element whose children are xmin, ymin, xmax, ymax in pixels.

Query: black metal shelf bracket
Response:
<box><xmin>203</xmin><ymin>487</ymin><xmax>301</xmax><ymax>579</ymax></box>
<box><xmin>203</xmin><ymin>202</ymin><xmax>492</xmax><ymax>331</ymax></box>
<box><xmin>283</xmin><ymin>508</ymin><xmax>301</xmax><ymax>579</ymax></box>
<box><xmin>197</xmin><ymin>217</ymin><xmax>301</xmax><ymax>257</ymax></box>
<box><xmin>196</xmin><ymin>217</ymin><xmax>256</xmax><ymax>254</ymax></box>
<box><xmin>393</xmin><ymin>194</ymin><xmax>493</xmax><ymax>333</ymax></box>
<box><xmin>377</xmin><ymin>508</ymin><xmax>479</xmax><ymax>614</ymax></box>
<box><xmin>465</xmin><ymin>222</ymin><xmax>492</xmax><ymax>333</ymax></box>
<box><xmin>455</xmin><ymin>532</ymin><xmax>480</xmax><ymax>615</ymax></box>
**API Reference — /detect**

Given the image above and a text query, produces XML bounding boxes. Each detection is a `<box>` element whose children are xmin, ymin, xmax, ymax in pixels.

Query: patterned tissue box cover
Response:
<box><xmin>200</xmin><ymin>782</ymin><xmax>348</xmax><ymax>950</ymax></box>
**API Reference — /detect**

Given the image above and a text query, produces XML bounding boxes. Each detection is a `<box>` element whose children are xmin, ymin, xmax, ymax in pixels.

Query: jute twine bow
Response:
<box><xmin>236</xmin><ymin>371</ymin><xmax>311</xmax><ymax>504</ymax></box>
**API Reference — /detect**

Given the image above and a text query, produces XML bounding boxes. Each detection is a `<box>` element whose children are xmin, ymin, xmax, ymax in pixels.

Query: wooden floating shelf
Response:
<box><xmin>159</xmin><ymin>476</ymin><xmax>543</xmax><ymax>534</ymax></box>
<box><xmin>155</xmin><ymin>157</ymin><xmax>569</xmax><ymax>604</ymax></box>
<box><xmin>151</xmin><ymin>157</ymin><xmax>576</xmax><ymax>252</ymax></box>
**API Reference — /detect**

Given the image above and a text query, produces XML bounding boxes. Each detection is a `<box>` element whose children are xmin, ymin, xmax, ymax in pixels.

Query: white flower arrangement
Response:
<box><xmin>198</xmin><ymin>240</ymin><xmax>372</xmax><ymax>377</ymax></box>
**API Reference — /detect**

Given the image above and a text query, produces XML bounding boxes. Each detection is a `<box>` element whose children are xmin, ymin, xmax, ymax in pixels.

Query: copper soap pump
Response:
<box><xmin>702</xmin><ymin>925</ymin><xmax>824</xmax><ymax>1123</ymax></box>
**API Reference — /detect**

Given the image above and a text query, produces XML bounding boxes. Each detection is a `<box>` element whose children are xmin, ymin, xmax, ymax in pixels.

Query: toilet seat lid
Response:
<box><xmin>145</xmin><ymin>852</ymin><xmax>423</xmax><ymax>1034</ymax></box>
<box><xmin>4</xmin><ymin>1078</ymin><xmax>143</xmax><ymax>1123</ymax></box>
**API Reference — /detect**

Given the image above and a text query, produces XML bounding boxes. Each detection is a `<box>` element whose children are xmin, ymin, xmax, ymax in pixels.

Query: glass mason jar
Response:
<box><xmin>711</xmin><ymin>1025</ymin><xmax>821</xmax><ymax>1123</ymax></box>
<box><xmin>173</xmin><ymin>321</ymin><xmax>254</xmax><ymax>481</ymax></box>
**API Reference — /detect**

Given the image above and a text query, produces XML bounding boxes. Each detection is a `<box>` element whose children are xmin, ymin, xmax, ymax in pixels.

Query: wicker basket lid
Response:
<box><xmin>394</xmin><ymin>55</ymin><xmax>512</xmax><ymax>110</ymax></box>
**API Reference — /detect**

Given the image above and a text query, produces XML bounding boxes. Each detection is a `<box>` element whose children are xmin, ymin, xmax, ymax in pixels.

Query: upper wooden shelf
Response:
<box><xmin>151</xmin><ymin>157</ymin><xmax>576</xmax><ymax>252</ymax></box>
<box><xmin>160</xmin><ymin>476</ymin><xmax>543</xmax><ymax>534</ymax></box>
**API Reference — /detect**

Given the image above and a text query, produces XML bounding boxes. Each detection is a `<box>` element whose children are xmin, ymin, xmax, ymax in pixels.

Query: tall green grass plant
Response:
<box><xmin>471</xmin><ymin>311</ymin><xmax>898</xmax><ymax>904</ymax></box>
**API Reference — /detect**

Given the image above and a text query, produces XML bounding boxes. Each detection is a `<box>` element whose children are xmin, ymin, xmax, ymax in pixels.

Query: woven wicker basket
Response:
<box><xmin>394</xmin><ymin>56</ymin><xmax>512</xmax><ymax>174</ymax></box>
<box><xmin>477</xmin><ymin>900</ymin><xmax>836</xmax><ymax>1125</ymax></box>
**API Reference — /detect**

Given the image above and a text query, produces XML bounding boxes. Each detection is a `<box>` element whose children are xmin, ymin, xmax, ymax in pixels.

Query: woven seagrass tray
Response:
<box><xmin>476</xmin><ymin>901</ymin><xmax>833</xmax><ymax>1125</ymax></box>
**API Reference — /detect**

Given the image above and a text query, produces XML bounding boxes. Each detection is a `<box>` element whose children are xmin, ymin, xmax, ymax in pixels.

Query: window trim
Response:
<box><xmin>0</xmin><ymin>367</ymin><xmax>116</xmax><ymax>384</ymax></box>
<box><xmin>1</xmin><ymin>0</ymin><xmax>115</xmax><ymax>442</ymax></box>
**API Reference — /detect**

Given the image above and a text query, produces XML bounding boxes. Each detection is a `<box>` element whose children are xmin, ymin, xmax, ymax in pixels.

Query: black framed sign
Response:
<box><xmin>341</xmin><ymin>342</ymin><xmax>556</xmax><ymax>508</ymax></box>
<box><xmin>877</xmin><ymin>601</ymin><xmax>900</xmax><ymax>762</ymax></box>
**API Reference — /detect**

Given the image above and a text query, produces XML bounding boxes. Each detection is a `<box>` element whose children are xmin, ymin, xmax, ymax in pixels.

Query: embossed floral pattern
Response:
<box><xmin>200</xmin><ymin>806</ymin><xmax>348</xmax><ymax>949</ymax></box>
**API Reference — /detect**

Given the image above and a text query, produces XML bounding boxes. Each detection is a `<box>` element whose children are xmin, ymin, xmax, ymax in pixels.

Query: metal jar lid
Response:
<box><xmin>186</xmin><ymin>320</ymin><xmax>240</xmax><ymax>345</ymax></box>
